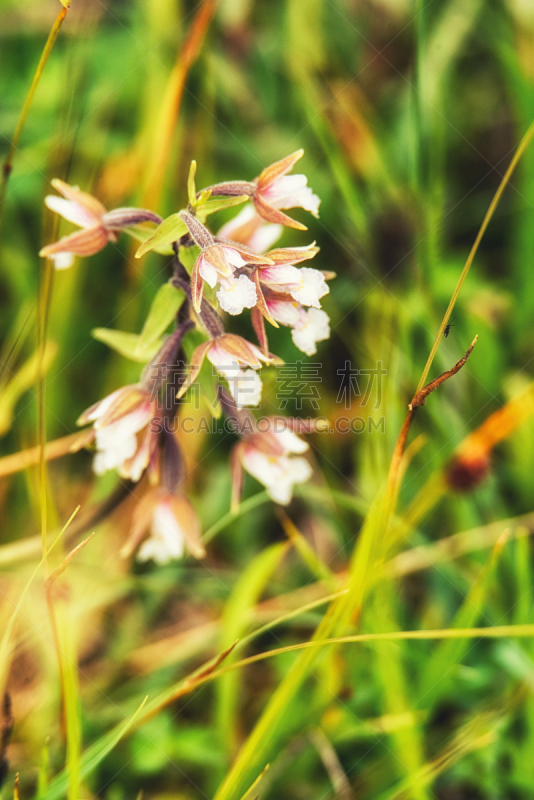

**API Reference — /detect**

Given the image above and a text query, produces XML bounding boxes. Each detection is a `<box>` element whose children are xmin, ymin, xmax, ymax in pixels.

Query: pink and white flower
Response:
<box><xmin>249</xmin><ymin>242</ymin><xmax>323</xmax><ymax>341</ymax></box>
<box><xmin>202</xmin><ymin>150</ymin><xmax>320</xmax><ymax>231</ymax></box>
<box><xmin>252</xmin><ymin>150</ymin><xmax>321</xmax><ymax>231</ymax></box>
<box><xmin>262</xmin><ymin>294</ymin><xmax>330</xmax><ymax>356</ymax></box>
<box><xmin>177</xmin><ymin>334</ymin><xmax>279</xmax><ymax>408</ymax></box>
<box><xmin>122</xmin><ymin>489</ymin><xmax>205</xmax><ymax>564</ymax></box>
<box><xmin>196</xmin><ymin>243</ymin><xmax>247</xmax><ymax>288</ymax></box>
<box><xmin>259</xmin><ymin>265</ymin><xmax>329</xmax><ymax>308</ymax></box>
<box><xmin>78</xmin><ymin>384</ymin><xmax>158</xmax><ymax>481</ymax></box>
<box><xmin>179</xmin><ymin>211</ymin><xmax>273</xmax><ymax>312</ymax></box>
<box><xmin>40</xmin><ymin>179</ymin><xmax>161</xmax><ymax>269</ymax></box>
<box><xmin>237</xmin><ymin>423</ymin><xmax>312</xmax><ymax>505</ymax></box>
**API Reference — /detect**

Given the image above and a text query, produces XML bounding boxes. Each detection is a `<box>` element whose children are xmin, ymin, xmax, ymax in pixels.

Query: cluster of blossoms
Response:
<box><xmin>41</xmin><ymin>151</ymin><xmax>332</xmax><ymax>564</ymax></box>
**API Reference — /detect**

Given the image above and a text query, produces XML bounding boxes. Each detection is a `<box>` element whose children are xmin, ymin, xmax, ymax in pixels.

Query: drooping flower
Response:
<box><xmin>255</xmin><ymin>243</ymin><xmax>327</xmax><ymax>309</ymax></box>
<box><xmin>235</xmin><ymin>421</ymin><xmax>313</xmax><ymax>505</ymax></box>
<box><xmin>259</xmin><ymin>265</ymin><xmax>328</xmax><ymax>308</ymax></box>
<box><xmin>122</xmin><ymin>488</ymin><xmax>205</xmax><ymax>564</ymax></box>
<box><xmin>217</xmin><ymin>204</ymin><xmax>283</xmax><ymax>253</ymax></box>
<box><xmin>261</xmin><ymin>290</ymin><xmax>330</xmax><ymax>356</ymax></box>
<box><xmin>199</xmin><ymin>150</ymin><xmax>320</xmax><ymax>231</ymax></box>
<box><xmin>179</xmin><ymin>211</ymin><xmax>273</xmax><ymax>312</ymax></box>
<box><xmin>78</xmin><ymin>383</ymin><xmax>159</xmax><ymax>481</ymax></box>
<box><xmin>252</xmin><ymin>150</ymin><xmax>321</xmax><ymax>230</ymax></box>
<box><xmin>40</xmin><ymin>179</ymin><xmax>161</xmax><ymax>269</ymax></box>
<box><xmin>177</xmin><ymin>333</ymin><xmax>279</xmax><ymax>408</ymax></box>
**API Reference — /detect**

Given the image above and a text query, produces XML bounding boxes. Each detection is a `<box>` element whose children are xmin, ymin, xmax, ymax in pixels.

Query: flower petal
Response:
<box><xmin>218</xmin><ymin>205</ymin><xmax>283</xmax><ymax>253</ymax></box>
<box><xmin>253</xmin><ymin>193</ymin><xmax>307</xmax><ymax>231</ymax></box>
<box><xmin>51</xmin><ymin>252</ymin><xmax>75</xmax><ymax>270</ymax></box>
<box><xmin>40</xmin><ymin>226</ymin><xmax>110</xmax><ymax>259</ymax></box>
<box><xmin>225</xmin><ymin>368</ymin><xmax>263</xmax><ymax>409</ymax></box>
<box><xmin>170</xmin><ymin>495</ymin><xmax>205</xmax><ymax>559</ymax></box>
<box><xmin>137</xmin><ymin>500</ymin><xmax>185</xmax><ymax>564</ymax></box>
<box><xmin>45</xmin><ymin>196</ymin><xmax>96</xmax><ymax>229</ymax></box>
<box><xmin>289</xmin><ymin>267</ymin><xmax>329</xmax><ymax>308</ymax></box>
<box><xmin>291</xmin><ymin>308</ymin><xmax>330</xmax><ymax>356</ymax></box>
<box><xmin>216</xmin><ymin>275</ymin><xmax>257</xmax><ymax>315</ymax></box>
<box><xmin>50</xmin><ymin>179</ymin><xmax>107</xmax><ymax>224</ymax></box>
<box><xmin>198</xmin><ymin>253</ymin><xmax>218</xmax><ymax>288</ymax></box>
<box><xmin>273</xmin><ymin>427</ymin><xmax>309</xmax><ymax>454</ymax></box>
<box><xmin>266</xmin><ymin>243</ymin><xmax>319</xmax><ymax>265</ymax></box>
<box><xmin>77</xmin><ymin>385</ymin><xmax>132</xmax><ymax>426</ymax></box>
<box><xmin>176</xmin><ymin>341</ymin><xmax>212</xmax><ymax>399</ymax></box>
<box><xmin>259</xmin><ymin>264</ymin><xmax>302</xmax><ymax>287</ymax></box>
<box><xmin>266</xmin><ymin>299</ymin><xmax>301</xmax><ymax>326</ymax></box>
<box><xmin>221</xmin><ymin>246</ymin><xmax>247</xmax><ymax>268</ymax></box>
<box><xmin>262</xmin><ymin>175</ymin><xmax>321</xmax><ymax>217</ymax></box>
<box><xmin>256</xmin><ymin>150</ymin><xmax>304</xmax><ymax>190</ymax></box>
<box><xmin>93</xmin><ymin>431</ymin><xmax>138</xmax><ymax>475</ymax></box>
<box><xmin>202</xmin><ymin>244</ymin><xmax>235</xmax><ymax>279</ymax></box>
<box><xmin>96</xmin><ymin>386</ymin><xmax>150</xmax><ymax>429</ymax></box>
<box><xmin>191</xmin><ymin>255</ymin><xmax>206</xmax><ymax>312</ymax></box>
<box><xmin>240</xmin><ymin>446</ymin><xmax>312</xmax><ymax>505</ymax></box>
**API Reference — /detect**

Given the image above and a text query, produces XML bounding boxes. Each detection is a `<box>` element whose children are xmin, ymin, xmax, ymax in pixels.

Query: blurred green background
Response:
<box><xmin>2</xmin><ymin>0</ymin><xmax>534</xmax><ymax>798</ymax></box>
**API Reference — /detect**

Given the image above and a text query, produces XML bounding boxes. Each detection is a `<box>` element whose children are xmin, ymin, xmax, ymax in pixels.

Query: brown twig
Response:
<box><xmin>45</xmin><ymin>534</ymin><xmax>95</xmax><ymax>590</ymax></box>
<box><xmin>386</xmin><ymin>336</ymin><xmax>478</xmax><ymax>502</ymax></box>
<box><xmin>409</xmin><ymin>335</ymin><xmax>478</xmax><ymax>411</ymax></box>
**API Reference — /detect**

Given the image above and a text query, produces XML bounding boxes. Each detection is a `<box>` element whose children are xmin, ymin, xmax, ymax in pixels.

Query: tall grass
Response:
<box><xmin>2</xmin><ymin>1</ymin><xmax>534</xmax><ymax>799</ymax></box>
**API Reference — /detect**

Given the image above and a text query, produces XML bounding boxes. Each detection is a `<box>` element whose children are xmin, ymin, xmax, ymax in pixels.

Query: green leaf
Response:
<box><xmin>217</xmin><ymin>543</ymin><xmax>289</xmax><ymax>751</ymax></box>
<box><xmin>178</xmin><ymin>244</ymin><xmax>200</xmax><ymax>275</ymax></box>
<box><xmin>123</xmin><ymin>225</ymin><xmax>175</xmax><ymax>255</ymax></box>
<box><xmin>135</xmin><ymin>213</ymin><xmax>188</xmax><ymax>258</ymax></box>
<box><xmin>137</xmin><ymin>283</ymin><xmax>185</xmax><ymax>352</ymax></box>
<box><xmin>194</xmin><ymin>188</ymin><xmax>212</xmax><ymax>210</ymax></box>
<box><xmin>238</xmin><ymin>765</ymin><xmax>270</xmax><ymax>800</ymax></box>
<box><xmin>0</xmin><ymin>341</ymin><xmax>57</xmax><ymax>437</ymax></box>
<box><xmin>197</xmin><ymin>195</ymin><xmax>249</xmax><ymax>219</ymax></box>
<box><xmin>182</xmin><ymin>329</ymin><xmax>221</xmax><ymax>418</ymax></box>
<box><xmin>188</xmin><ymin>160</ymin><xmax>197</xmax><ymax>205</ymax></box>
<box><xmin>182</xmin><ymin>328</ymin><xmax>208</xmax><ymax>356</ymax></box>
<box><xmin>135</xmin><ymin>195</ymin><xmax>248</xmax><ymax>259</ymax></box>
<box><xmin>38</xmin><ymin>697</ymin><xmax>148</xmax><ymax>800</ymax></box>
<box><xmin>92</xmin><ymin>328</ymin><xmax>163</xmax><ymax>363</ymax></box>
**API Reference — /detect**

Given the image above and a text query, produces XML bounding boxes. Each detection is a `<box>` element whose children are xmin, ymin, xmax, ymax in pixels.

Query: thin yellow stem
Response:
<box><xmin>0</xmin><ymin>3</ymin><xmax>70</xmax><ymax>226</ymax></box>
<box><xmin>211</xmin><ymin>624</ymin><xmax>534</xmax><ymax>678</ymax></box>
<box><xmin>415</xmin><ymin>119</ymin><xmax>534</xmax><ymax>397</ymax></box>
<box><xmin>38</xmin><ymin>260</ymin><xmax>55</xmax><ymax>560</ymax></box>
<box><xmin>385</xmin><ymin>120</ymin><xmax>534</xmax><ymax>509</ymax></box>
<box><xmin>142</xmin><ymin>623</ymin><xmax>534</xmax><ymax>723</ymax></box>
